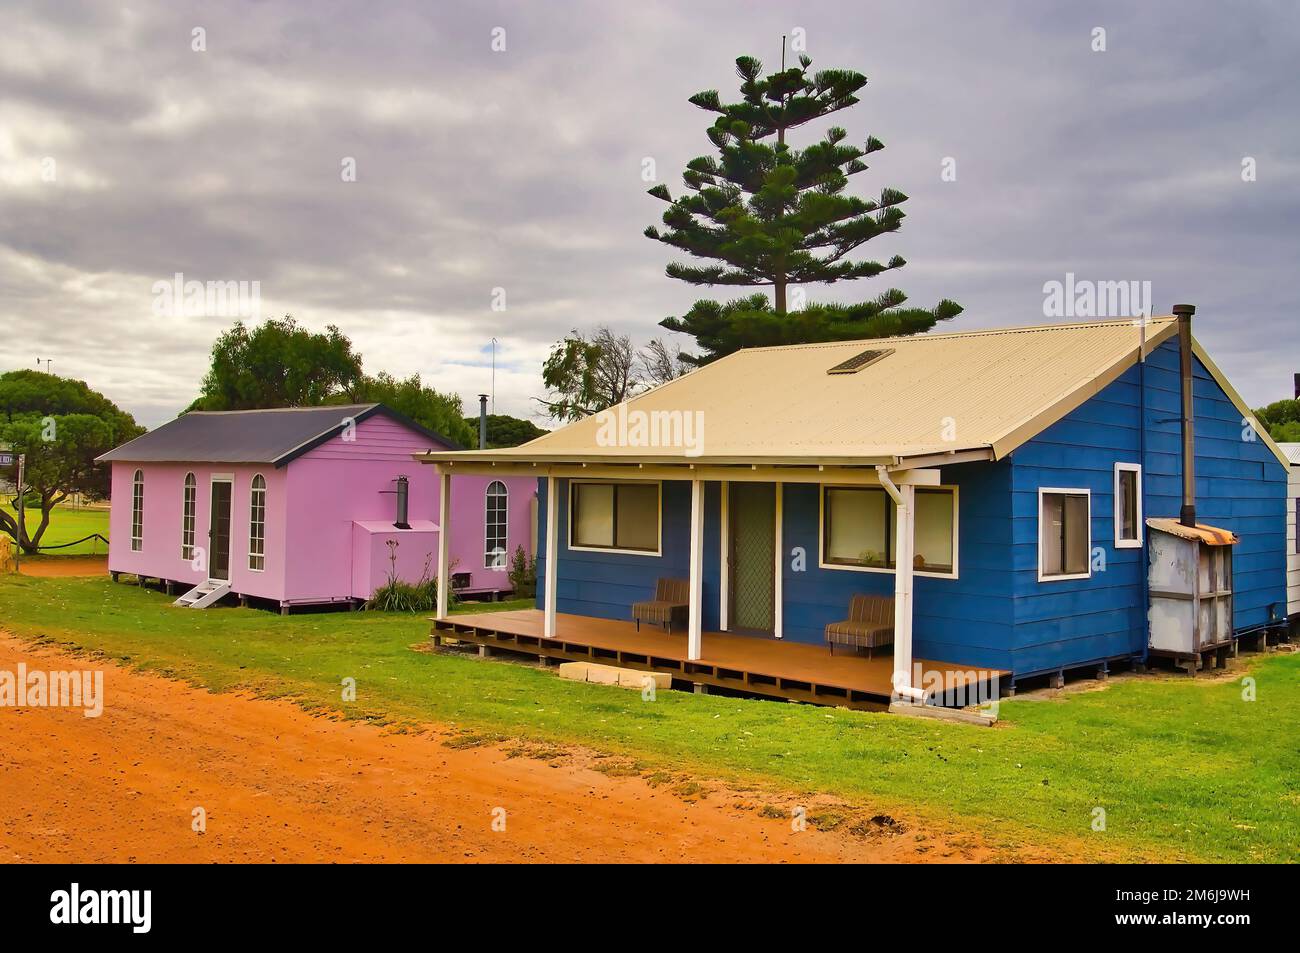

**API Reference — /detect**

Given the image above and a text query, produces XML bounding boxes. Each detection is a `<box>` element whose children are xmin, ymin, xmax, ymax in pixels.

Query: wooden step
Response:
<box><xmin>174</xmin><ymin>580</ymin><xmax>231</xmax><ymax>609</ymax></box>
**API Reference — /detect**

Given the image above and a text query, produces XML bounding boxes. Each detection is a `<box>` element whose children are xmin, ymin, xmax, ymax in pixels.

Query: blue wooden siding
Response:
<box><xmin>533</xmin><ymin>336</ymin><xmax>1286</xmax><ymax>677</ymax></box>
<box><xmin>1007</xmin><ymin>364</ymin><xmax>1147</xmax><ymax>675</ymax></box>
<box><xmin>537</xmin><ymin>468</ymin><xmax>1016</xmax><ymax>672</ymax></box>
<box><xmin>783</xmin><ymin>464</ymin><xmax>1015</xmax><ymax>672</ymax></box>
<box><xmin>536</xmin><ymin>479</ymin><xmax>723</xmax><ymax>630</ymax></box>
<box><xmin>1142</xmin><ymin>340</ymin><xmax>1287</xmax><ymax>629</ymax></box>
<box><xmin>1005</xmin><ymin>337</ymin><xmax>1287</xmax><ymax>675</ymax></box>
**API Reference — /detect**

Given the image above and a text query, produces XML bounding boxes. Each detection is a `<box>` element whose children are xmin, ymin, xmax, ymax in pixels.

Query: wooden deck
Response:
<box><xmin>433</xmin><ymin>610</ymin><xmax>1005</xmax><ymax>710</ymax></box>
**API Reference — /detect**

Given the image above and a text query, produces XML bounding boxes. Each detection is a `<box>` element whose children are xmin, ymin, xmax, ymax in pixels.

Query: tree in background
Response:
<box><xmin>190</xmin><ymin>316</ymin><xmax>363</xmax><ymax>411</ymax></box>
<box><xmin>191</xmin><ymin>318</ymin><xmax>475</xmax><ymax>447</ymax></box>
<box><xmin>646</xmin><ymin>53</ymin><xmax>961</xmax><ymax>364</ymax></box>
<box><xmin>540</xmin><ymin>327</ymin><xmax>689</xmax><ymax>421</ymax></box>
<box><xmin>339</xmin><ymin>371</ymin><xmax>476</xmax><ymax>448</ymax></box>
<box><xmin>463</xmin><ymin>414</ymin><xmax>548</xmax><ymax>449</ymax></box>
<box><xmin>1254</xmin><ymin>398</ymin><xmax>1300</xmax><ymax>443</ymax></box>
<box><xmin>639</xmin><ymin>338</ymin><xmax>692</xmax><ymax>389</ymax></box>
<box><xmin>540</xmin><ymin>327</ymin><xmax>637</xmax><ymax>421</ymax></box>
<box><xmin>0</xmin><ymin>370</ymin><xmax>143</xmax><ymax>553</ymax></box>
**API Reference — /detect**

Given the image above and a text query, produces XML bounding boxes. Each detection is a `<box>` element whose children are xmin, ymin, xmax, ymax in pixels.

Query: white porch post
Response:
<box><xmin>892</xmin><ymin>483</ymin><xmax>917</xmax><ymax>701</ymax></box>
<box><xmin>543</xmin><ymin>476</ymin><xmax>559</xmax><ymax>639</ymax></box>
<box><xmin>435</xmin><ymin>469</ymin><xmax>451</xmax><ymax>620</ymax></box>
<box><xmin>687</xmin><ymin>478</ymin><xmax>704</xmax><ymax>660</ymax></box>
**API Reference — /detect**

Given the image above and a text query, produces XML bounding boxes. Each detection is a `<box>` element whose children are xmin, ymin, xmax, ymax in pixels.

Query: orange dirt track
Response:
<box><xmin>15</xmin><ymin>556</ymin><xmax>108</xmax><ymax>578</ymax></box>
<box><xmin>0</xmin><ymin>633</ymin><xmax>1035</xmax><ymax>863</ymax></box>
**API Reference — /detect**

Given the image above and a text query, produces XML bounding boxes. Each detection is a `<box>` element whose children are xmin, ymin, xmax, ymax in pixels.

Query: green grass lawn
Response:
<box><xmin>3</xmin><ymin>503</ymin><xmax>110</xmax><ymax>556</ymax></box>
<box><xmin>1</xmin><ymin>572</ymin><xmax>1297</xmax><ymax>862</ymax></box>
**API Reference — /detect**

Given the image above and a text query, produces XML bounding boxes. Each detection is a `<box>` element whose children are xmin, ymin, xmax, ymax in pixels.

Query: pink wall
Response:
<box><xmin>105</xmin><ymin>412</ymin><xmax>537</xmax><ymax>606</ymax></box>
<box><xmin>107</xmin><ymin>461</ymin><xmax>289</xmax><ymax>601</ymax></box>
<box><xmin>350</xmin><ymin>520</ymin><xmax>440</xmax><ymax>599</ymax></box>
<box><xmin>283</xmin><ymin>417</ymin><xmax>536</xmax><ymax>599</ymax></box>
<box><xmin>442</xmin><ymin>473</ymin><xmax>537</xmax><ymax>591</ymax></box>
<box><xmin>280</xmin><ymin>415</ymin><xmax>439</xmax><ymax>603</ymax></box>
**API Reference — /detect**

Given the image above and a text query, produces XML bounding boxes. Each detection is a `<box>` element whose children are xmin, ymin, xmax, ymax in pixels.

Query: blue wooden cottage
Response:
<box><xmin>419</xmin><ymin>311</ymin><xmax>1288</xmax><ymax>701</ymax></box>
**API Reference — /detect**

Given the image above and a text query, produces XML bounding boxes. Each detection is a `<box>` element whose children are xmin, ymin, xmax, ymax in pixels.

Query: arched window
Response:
<box><xmin>485</xmin><ymin>480</ymin><xmax>507</xmax><ymax>569</ymax></box>
<box><xmin>248</xmin><ymin>474</ymin><xmax>266</xmax><ymax>571</ymax></box>
<box><xmin>130</xmin><ymin>469</ymin><xmax>144</xmax><ymax>551</ymax></box>
<box><xmin>181</xmin><ymin>473</ymin><xmax>197</xmax><ymax>560</ymax></box>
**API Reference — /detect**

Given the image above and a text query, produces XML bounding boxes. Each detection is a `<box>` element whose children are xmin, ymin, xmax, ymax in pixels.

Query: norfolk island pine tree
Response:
<box><xmin>645</xmin><ymin>51</ymin><xmax>962</xmax><ymax>363</ymax></box>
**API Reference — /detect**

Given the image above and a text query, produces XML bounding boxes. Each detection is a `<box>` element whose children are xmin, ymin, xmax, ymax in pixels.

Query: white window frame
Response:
<box><xmin>181</xmin><ymin>472</ymin><xmax>197</xmax><ymax>560</ymax></box>
<box><xmin>248</xmin><ymin>473</ymin><xmax>266</xmax><ymax>572</ymax></box>
<box><xmin>1037</xmin><ymin>487</ymin><xmax>1092</xmax><ymax>582</ymax></box>
<box><xmin>484</xmin><ymin>480</ymin><xmax>508</xmax><ymax>570</ymax></box>
<box><xmin>130</xmin><ymin>469</ymin><xmax>144</xmax><ymax>552</ymax></box>
<box><xmin>1113</xmin><ymin>462</ymin><xmax>1143</xmax><ymax>549</ymax></box>
<box><xmin>817</xmin><ymin>483</ymin><xmax>960</xmax><ymax>580</ymax></box>
<box><xmin>567</xmin><ymin>479</ymin><xmax>662</xmax><ymax>557</ymax></box>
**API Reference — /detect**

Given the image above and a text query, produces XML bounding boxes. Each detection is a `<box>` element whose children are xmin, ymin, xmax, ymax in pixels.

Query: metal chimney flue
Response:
<box><xmin>393</xmin><ymin>475</ymin><xmax>410</xmax><ymax>529</ymax></box>
<box><xmin>477</xmin><ymin>394</ymin><xmax>489</xmax><ymax>450</ymax></box>
<box><xmin>1172</xmin><ymin>303</ymin><xmax>1197</xmax><ymax>527</ymax></box>
<box><xmin>1293</xmin><ymin>372</ymin><xmax>1299</xmax><ymax>400</ymax></box>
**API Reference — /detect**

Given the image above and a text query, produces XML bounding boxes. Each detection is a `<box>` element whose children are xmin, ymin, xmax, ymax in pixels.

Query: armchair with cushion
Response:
<box><xmin>824</xmin><ymin>594</ymin><xmax>895</xmax><ymax>657</ymax></box>
<box><xmin>632</xmin><ymin>578</ymin><xmax>690</xmax><ymax>633</ymax></box>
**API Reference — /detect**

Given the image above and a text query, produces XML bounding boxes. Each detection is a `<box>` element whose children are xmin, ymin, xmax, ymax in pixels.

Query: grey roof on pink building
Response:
<box><xmin>96</xmin><ymin>403</ymin><xmax>460</xmax><ymax>467</ymax></box>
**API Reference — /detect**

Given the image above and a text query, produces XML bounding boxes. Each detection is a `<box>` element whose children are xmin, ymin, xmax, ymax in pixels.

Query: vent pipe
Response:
<box><xmin>393</xmin><ymin>475</ymin><xmax>410</xmax><ymax>529</ymax></box>
<box><xmin>477</xmin><ymin>393</ymin><xmax>489</xmax><ymax>450</ymax></box>
<box><xmin>1294</xmin><ymin>372</ymin><xmax>1299</xmax><ymax>400</ymax></box>
<box><xmin>1173</xmin><ymin>303</ymin><xmax>1197</xmax><ymax>527</ymax></box>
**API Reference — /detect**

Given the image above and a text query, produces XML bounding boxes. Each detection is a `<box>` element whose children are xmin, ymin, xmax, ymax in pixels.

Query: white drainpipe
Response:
<box><xmin>877</xmin><ymin>466</ymin><xmax>926</xmax><ymax>704</ymax></box>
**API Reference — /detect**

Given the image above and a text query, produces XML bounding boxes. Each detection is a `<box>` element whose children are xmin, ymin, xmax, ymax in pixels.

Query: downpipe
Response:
<box><xmin>878</xmin><ymin>466</ymin><xmax>927</xmax><ymax>705</ymax></box>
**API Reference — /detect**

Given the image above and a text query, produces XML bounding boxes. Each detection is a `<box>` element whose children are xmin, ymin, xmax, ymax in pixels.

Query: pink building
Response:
<box><xmin>97</xmin><ymin>404</ymin><xmax>535</xmax><ymax>612</ymax></box>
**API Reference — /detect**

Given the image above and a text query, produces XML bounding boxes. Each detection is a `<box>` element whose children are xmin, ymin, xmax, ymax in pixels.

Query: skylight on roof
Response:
<box><xmin>826</xmin><ymin>347</ymin><xmax>894</xmax><ymax>375</ymax></box>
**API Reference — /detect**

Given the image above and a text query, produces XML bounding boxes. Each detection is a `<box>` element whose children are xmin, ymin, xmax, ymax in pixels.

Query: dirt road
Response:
<box><xmin>15</xmin><ymin>556</ymin><xmax>107</xmax><ymax>578</ymax></box>
<box><xmin>0</xmin><ymin>633</ymin><xmax>1024</xmax><ymax>863</ymax></box>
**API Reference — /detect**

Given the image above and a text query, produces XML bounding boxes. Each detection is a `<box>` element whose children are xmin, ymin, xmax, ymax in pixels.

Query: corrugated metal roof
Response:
<box><xmin>422</xmin><ymin>317</ymin><xmax>1185</xmax><ymax>467</ymax></box>
<box><xmin>1278</xmin><ymin>442</ymin><xmax>1300</xmax><ymax>465</ymax></box>
<box><xmin>97</xmin><ymin>403</ymin><xmax>459</xmax><ymax>467</ymax></box>
<box><xmin>1146</xmin><ymin>518</ymin><xmax>1239</xmax><ymax>546</ymax></box>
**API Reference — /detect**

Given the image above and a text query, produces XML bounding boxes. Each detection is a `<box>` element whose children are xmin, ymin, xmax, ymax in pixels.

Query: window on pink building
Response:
<box><xmin>249</xmin><ymin>474</ymin><xmax>266</xmax><ymax>571</ymax></box>
<box><xmin>181</xmin><ymin>473</ymin><xmax>196</xmax><ymax>560</ymax></box>
<box><xmin>130</xmin><ymin>469</ymin><xmax>144</xmax><ymax>552</ymax></box>
<box><xmin>485</xmin><ymin>480</ymin><xmax>507</xmax><ymax>569</ymax></box>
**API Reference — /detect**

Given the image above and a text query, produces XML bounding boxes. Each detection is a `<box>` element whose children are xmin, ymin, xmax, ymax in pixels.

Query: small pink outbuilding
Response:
<box><xmin>97</xmin><ymin>404</ymin><xmax>535</xmax><ymax>612</ymax></box>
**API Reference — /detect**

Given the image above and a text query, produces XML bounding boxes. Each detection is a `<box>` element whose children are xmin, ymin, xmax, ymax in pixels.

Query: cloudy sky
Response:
<box><xmin>1</xmin><ymin>0</ymin><xmax>1296</xmax><ymax>428</ymax></box>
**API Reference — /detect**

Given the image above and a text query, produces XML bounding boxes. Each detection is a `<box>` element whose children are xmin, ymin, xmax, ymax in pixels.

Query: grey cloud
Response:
<box><xmin>1</xmin><ymin>0</ymin><xmax>1296</xmax><ymax>429</ymax></box>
